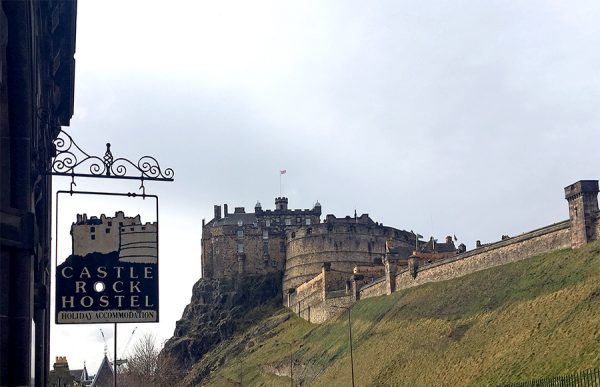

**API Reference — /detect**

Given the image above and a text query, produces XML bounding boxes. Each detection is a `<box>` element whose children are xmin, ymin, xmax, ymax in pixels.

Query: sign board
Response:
<box><xmin>56</xmin><ymin>211</ymin><xmax>159</xmax><ymax>324</ymax></box>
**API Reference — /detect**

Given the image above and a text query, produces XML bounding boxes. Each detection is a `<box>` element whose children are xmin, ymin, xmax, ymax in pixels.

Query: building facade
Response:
<box><xmin>201</xmin><ymin>198</ymin><xmax>322</xmax><ymax>279</ymax></box>
<box><xmin>200</xmin><ymin>198</ymin><xmax>429</xmax><ymax>306</ymax></box>
<box><xmin>0</xmin><ymin>0</ymin><xmax>77</xmax><ymax>385</ymax></box>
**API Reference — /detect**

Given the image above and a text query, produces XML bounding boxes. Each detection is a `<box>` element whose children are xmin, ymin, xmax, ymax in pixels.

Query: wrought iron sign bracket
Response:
<box><xmin>48</xmin><ymin>129</ymin><xmax>174</xmax><ymax>195</ymax></box>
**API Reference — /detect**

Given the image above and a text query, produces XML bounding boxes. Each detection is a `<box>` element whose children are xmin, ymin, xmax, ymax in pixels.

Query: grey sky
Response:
<box><xmin>52</xmin><ymin>0</ymin><xmax>600</xmax><ymax>373</ymax></box>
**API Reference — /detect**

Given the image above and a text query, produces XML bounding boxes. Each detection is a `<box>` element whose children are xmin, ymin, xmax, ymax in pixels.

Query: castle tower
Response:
<box><xmin>565</xmin><ymin>180</ymin><xmax>599</xmax><ymax>248</ymax></box>
<box><xmin>275</xmin><ymin>197</ymin><xmax>288</xmax><ymax>211</ymax></box>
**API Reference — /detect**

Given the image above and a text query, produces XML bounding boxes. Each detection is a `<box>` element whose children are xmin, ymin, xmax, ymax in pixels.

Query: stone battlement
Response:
<box><xmin>200</xmin><ymin>179</ymin><xmax>600</xmax><ymax>325</ymax></box>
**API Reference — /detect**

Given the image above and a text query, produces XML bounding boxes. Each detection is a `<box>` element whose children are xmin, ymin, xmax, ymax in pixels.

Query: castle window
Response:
<box><xmin>121</xmin><ymin>228</ymin><xmax>125</xmax><ymax>232</ymax></box>
<box><xmin>265</xmin><ymin>219</ymin><xmax>271</xmax><ymax>227</ymax></box>
<box><xmin>119</xmin><ymin>222</ymin><xmax>123</xmax><ymax>227</ymax></box>
<box><xmin>285</xmin><ymin>218</ymin><xmax>291</xmax><ymax>226</ymax></box>
<box><xmin>108</xmin><ymin>221</ymin><xmax>112</xmax><ymax>227</ymax></box>
<box><xmin>91</xmin><ymin>235</ymin><xmax>96</xmax><ymax>240</ymax></box>
<box><xmin>237</xmin><ymin>220</ymin><xmax>243</xmax><ymax>226</ymax></box>
<box><xmin>130</xmin><ymin>227</ymin><xmax>135</xmax><ymax>231</ymax></box>
<box><xmin>307</xmin><ymin>228</ymin><xmax>312</xmax><ymax>235</ymax></box>
<box><xmin>305</xmin><ymin>218</ymin><xmax>311</xmax><ymax>226</ymax></box>
<box><xmin>90</xmin><ymin>226</ymin><xmax>95</xmax><ymax>233</ymax></box>
<box><xmin>142</xmin><ymin>226</ymin><xmax>146</xmax><ymax>231</ymax></box>
<box><xmin>280</xmin><ymin>241</ymin><xmax>286</xmax><ymax>253</ymax></box>
<box><xmin>105</xmin><ymin>228</ymin><xmax>110</xmax><ymax>234</ymax></box>
<box><xmin>263</xmin><ymin>230</ymin><xmax>268</xmax><ymax>239</ymax></box>
<box><xmin>291</xmin><ymin>232</ymin><xmax>296</xmax><ymax>238</ymax></box>
<box><xmin>237</xmin><ymin>230</ymin><xmax>244</xmax><ymax>239</ymax></box>
<box><xmin>296</xmin><ymin>217</ymin><xmax>301</xmax><ymax>224</ymax></box>
<box><xmin>237</xmin><ymin>243</ymin><xmax>244</xmax><ymax>253</ymax></box>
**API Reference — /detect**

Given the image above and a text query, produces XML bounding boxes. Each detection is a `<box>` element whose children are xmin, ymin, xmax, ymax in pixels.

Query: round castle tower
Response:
<box><xmin>282</xmin><ymin>214</ymin><xmax>414</xmax><ymax>291</ymax></box>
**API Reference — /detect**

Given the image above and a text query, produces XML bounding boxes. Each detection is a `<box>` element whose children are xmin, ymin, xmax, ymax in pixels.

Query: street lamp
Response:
<box><xmin>331</xmin><ymin>305</ymin><xmax>355</xmax><ymax>387</ymax></box>
<box><xmin>276</xmin><ymin>340</ymin><xmax>302</xmax><ymax>387</ymax></box>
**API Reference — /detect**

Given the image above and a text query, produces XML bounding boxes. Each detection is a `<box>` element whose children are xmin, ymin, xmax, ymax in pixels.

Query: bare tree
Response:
<box><xmin>119</xmin><ymin>333</ymin><xmax>181</xmax><ymax>387</ymax></box>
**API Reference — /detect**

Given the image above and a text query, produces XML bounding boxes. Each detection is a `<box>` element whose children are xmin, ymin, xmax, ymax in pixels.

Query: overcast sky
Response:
<box><xmin>51</xmin><ymin>0</ymin><xmax>600</xmax><ymax>373</ymax></box>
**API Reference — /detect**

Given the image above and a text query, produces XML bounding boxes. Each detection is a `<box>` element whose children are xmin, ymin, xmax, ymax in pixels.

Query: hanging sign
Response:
<box><xmin>56</xmin><ymin>211</ymin><xmax>159</xmax><ymax>324</ymax></box>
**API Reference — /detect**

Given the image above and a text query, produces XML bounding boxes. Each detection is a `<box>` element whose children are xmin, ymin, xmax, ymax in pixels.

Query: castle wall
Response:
<box><xmin>289</xmin><ymin>274</ymin><xmax>325</xmax><ymax>322</ymax></box>
<box><xmin>300</xmin><ymin>295</ymin><xmax>355</xmax><ymax>324</ymax></box>
<box><xmin>201</xmin><ymin>223</ymin><xmax>286</xmax><ymax>279</ymax></box>
<box><xmin>288</xmin><ymin>266</ymin><xmax>357</xmax><ymax>323</ymax></box>
<box><xmin>201</xmin><ymin>199</ymin><xmax>321</xmax><ymax>279</ymax></box>
<box><xmin>394</xmin><ymin>220</ymin><xmax>571</xmax><ymax>291</ymax></box>
<box><xmin>283</xmin><ymin>220</ymin><xmax>413</xmax><ymax>291</ymax></box>
<box><xmin>359</xmin><ymin>277</ymin><xmax>387</xmax><ymax>300</ymax></box>
<box><xmin>289</xmin><ymin>220</ymin><xmax>574</xmax><ymax>322</ymax></box>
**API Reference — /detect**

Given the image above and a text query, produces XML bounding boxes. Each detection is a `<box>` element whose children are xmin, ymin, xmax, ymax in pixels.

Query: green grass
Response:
<box><xmin>189</xmin><ymin>241</ymin><xmax>600</xmax><ymax>386</ymax></box>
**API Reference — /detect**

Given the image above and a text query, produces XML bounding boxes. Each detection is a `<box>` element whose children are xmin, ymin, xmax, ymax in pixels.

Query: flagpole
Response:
<box><xmin>279</xmin><ymin>170</ymin><xmax>286</xmax><ymax>196</ymax></box>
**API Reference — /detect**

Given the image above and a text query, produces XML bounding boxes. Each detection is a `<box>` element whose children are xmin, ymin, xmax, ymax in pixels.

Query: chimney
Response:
<box><xmin>446</xmin><ymin>236</ymin><xmax>453</xmax><ymax>244</ymax></box>
<box><xmin>214</xmin><ymin>205</ymin><xmax>221</xmax><ymax>219</ymax></box>
<box><xmin>224</xmin><ymin>204</ymin><xmax>229</xmax><ymax>217</ymax></box>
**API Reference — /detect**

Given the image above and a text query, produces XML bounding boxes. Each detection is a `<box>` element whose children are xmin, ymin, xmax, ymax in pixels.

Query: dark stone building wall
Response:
<box><xmin>201</xmin><ymin>199</ymin><xmax>321</xmax><ymax>279</ymax></box>
<box><xmin>0</xmin><ymin>1</ymin><xmax>76</xmax><ymax>385</ymax></box>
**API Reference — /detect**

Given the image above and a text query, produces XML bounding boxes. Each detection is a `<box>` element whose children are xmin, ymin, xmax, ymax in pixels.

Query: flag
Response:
<box><xmin>454</xmin><ymin>235</ymin><xmax>458</xmax><ymax>241</ymax></box>
<box><xmin>280</xmin><ymin>170</ymin><xmax>287</xmax><ymax>174</ymax></box>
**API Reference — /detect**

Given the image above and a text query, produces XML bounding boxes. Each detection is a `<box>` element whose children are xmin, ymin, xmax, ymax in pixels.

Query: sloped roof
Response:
<box><xmin>212</xmin><ymin>213</ymin><xmax>257</xmax><ymax>226</ymax></box>
<box><xmin>90</xmin><ymin>355</ymin><xmax>113</xmax><ymax>387</ymax></box>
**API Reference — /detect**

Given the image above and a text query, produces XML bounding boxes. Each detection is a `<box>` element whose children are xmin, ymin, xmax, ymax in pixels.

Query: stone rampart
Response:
<box><xmin>358</xmin><ymin>277</ymin><xmax>387</xmax><ymax>300</ymax></box>
<box><xmin>324</xmin><ymin>269</ymin><xmax>350</xmax><ymax>293</ymax></box>
<box><xmin>283</xmin><ymin>219</ymin><xmax>413</xmax><ymax>291</ymax></box>
<box><xmin>395</xmin><ymin>220</ymin><xmax>571</xmax><ymax>291</ymax></box>
<box><xmin>297</xmin><ymin>295</ymin><xmax>355</xmax><ymax>324</ymax></box>
<box><xmin>288</xmin><ymin>266</ymin><xmax>358</xmax><ymax>323</ymax></box>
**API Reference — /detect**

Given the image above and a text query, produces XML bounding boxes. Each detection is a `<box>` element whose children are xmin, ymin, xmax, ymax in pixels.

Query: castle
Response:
<box><xmin>201</xmin><ymin>180</ymin><xmax>600</xmax><ymax>323</ymax></box>
<box><xmin>70</xmin><ymin>211</ymin><xmax>158</xmax><ymax>263</ymax></box>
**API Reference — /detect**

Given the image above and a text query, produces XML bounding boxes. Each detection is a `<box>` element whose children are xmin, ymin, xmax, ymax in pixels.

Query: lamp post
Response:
<box><xmin>277</xmin><ymin>340</ymin><xmax>303</xmax><ymax>387</ymax></box>
<box><xmin>289</xmin><ymin>342</ymin><xmax>293</xmax><ymax>387</ymax></box>
<box><xmin>331</xmin><ymin>305</ymin><xmax>355</xmax><ymax>387</ymax></box>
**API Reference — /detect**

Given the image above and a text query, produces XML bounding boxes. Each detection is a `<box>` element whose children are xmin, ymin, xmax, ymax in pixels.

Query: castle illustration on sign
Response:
<box><xmin>200</xmin><ymin>180</ymin><xmax>600</xmax><ymax>323</ymax></box>
<box><xmin>71</xmin><ymin>211</ymin><xmax>158</xmax><ymax>263</ymax></box>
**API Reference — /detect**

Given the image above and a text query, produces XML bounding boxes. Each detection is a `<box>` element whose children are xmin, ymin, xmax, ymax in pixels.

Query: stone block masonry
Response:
<box><xmin>283</xmin><ymin>215</ymin><xmax>413</xmax><ymax>291</ymax></box>
<box><xmin>200</xmin><ymin>180</ymin><xmax>600</xmax><ymax>325</ymax></box>
<box><xmin>394</xmin><ymin>220</ymin><xmax>571</xmax><ymax>292</ymax></box>
<box><xmin>285</xmin><ymin>179</ymin><xmax>599</xmax><ymax>323</ymax></box>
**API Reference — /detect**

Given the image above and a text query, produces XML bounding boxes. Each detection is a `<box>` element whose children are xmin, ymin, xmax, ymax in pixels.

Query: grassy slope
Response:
<box><xmin>198</xmin><ymin>241</ymin><xmax>600</xmax><ymax>386</ymax></box>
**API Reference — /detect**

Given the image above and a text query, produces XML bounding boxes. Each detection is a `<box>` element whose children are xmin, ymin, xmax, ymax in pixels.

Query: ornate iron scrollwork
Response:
<box><xmin>49</xmin><ymin>129</ymin><xmax>174</xmax><ymax>181</ymax></box>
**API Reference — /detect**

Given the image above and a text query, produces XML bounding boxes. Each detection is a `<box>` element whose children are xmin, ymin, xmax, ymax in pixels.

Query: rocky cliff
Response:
<box><xmin>161</xmin><ymin>272</ymin><xmax>282</xmax><ymax>374</ymax></box>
